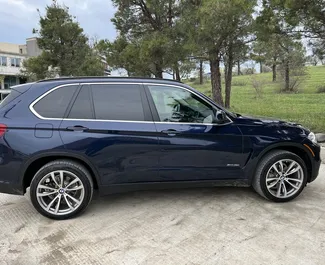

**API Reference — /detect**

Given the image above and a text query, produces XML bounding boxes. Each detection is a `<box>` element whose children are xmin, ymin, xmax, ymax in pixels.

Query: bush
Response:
<box><xmin>262</xmin><ymin>65</ymin><xmax>272</xmax><ymax>73</ymax></box>
<box><xmin>251</xmin><ymin>76</ymin><xmax>264</xmax><ymax>98</ymax></box>
<box><xmin>189</xmin><ymin>77</ymin><xmax>197</xmax><ymax>82</ymax></box>
<box><xmin>232</xmin><ymin>80</ymin><xmax>247</xmax><ymax>87</ymax></box>
<box><xmin>242</xmin><ymin>68</ymin><xmax>256</xmax><ymax>75</ymax></box>
<box><xmin>317</xmin><ymin>85</ymin><xmax>325</xmax><ymax>93</ymax></box>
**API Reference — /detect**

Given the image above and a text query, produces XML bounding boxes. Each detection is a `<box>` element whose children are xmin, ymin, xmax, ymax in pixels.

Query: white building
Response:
<box><xmin>0</xmin><ymin>38</ymin><xmax>41</xmax><ymax>99</ymax></box>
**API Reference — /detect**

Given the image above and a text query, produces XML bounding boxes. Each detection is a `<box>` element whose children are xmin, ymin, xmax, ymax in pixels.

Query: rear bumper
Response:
<box><xmin>0</xmin><ymin>181</ymin><xmax>24</xmax><ymax>195</ymax></box>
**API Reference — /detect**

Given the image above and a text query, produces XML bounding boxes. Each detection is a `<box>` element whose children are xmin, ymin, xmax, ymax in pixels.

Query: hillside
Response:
<box><xmin>189</xmin><ymin>66</ymin><xmax>325</xmax><ymax>132</ymax></box>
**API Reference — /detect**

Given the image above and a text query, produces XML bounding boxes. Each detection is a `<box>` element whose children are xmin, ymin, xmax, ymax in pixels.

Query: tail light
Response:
<box><xmin>0</xmin><ymin>124</ymin><xmax>7</xmax><ymax>137</ymax></box>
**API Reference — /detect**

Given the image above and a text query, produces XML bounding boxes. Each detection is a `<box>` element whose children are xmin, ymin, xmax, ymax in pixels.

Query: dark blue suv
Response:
<box><xmin>0</xmin><ymin>77</ymin><xmax>321</xmax><ymax>219</ymax></box>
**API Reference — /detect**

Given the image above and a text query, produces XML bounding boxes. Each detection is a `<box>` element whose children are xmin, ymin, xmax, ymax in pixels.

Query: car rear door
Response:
<box><xmin>145</xmin><ymin>84</ymin><xmax>245</xmax><ymax>182</ymax></box>
<box><xmin>59</xmin><ymin>83</ymin><xmax>160</xmax><ymax>187</ymax></box>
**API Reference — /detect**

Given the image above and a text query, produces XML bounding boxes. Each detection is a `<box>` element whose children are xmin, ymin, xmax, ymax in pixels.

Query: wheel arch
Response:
<box><xmin>250</xmin><ymin>143</ymin><xmax>313</xmax><ymax>183</ymax></box>
<box><xmin>20</xmin><ymin>151</ymin><xmax>101</xmax><ymax>193</ymax></box>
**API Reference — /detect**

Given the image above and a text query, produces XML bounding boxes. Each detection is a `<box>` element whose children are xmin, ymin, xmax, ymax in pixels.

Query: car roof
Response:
<box><xmin>37</xmin><ymin>76</ymin><xmax>183</xmax><ymax>85</ymax></box>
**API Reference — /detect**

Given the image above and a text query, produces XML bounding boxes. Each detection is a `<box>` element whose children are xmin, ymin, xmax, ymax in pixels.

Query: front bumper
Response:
<box><xmin>302</xmin><ymin>140</ymin><xmax>322</xmax><ymax>183</ymax></box>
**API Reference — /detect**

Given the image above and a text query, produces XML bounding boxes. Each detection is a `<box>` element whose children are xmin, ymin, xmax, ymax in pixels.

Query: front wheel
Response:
<box><xmin>30</xmin><ymin>160</ymin><xmax>93</xmax><ymax>220</ymax></box>
<box><xmin>253</xmin><ymin>150</ymin><xmax>307</xmax><ymax>202</ymax></box>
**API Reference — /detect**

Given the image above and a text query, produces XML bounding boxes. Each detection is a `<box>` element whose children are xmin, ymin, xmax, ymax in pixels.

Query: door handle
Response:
<box><xmin>161</xmin><ymin>129</ymin><xmax>181</xmax><ymax>136</ymax></box>
<box><xmin>66</xmin><ymin>125</ymin><xmax>89</xmax><ymax>132</ymax></box>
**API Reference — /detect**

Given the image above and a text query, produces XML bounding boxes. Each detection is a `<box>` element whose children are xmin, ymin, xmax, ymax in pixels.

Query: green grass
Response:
<box><xmin>189</xmin><ymin>66</ymin><xmax>325</xmax><ymax>132</ymax></box>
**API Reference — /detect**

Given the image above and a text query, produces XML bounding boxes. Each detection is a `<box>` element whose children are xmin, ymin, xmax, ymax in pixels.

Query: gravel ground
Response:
<box><xmin>0</xmin><ymin>149</ymin><xmax>324</xmax><ymax>265</ymax></box>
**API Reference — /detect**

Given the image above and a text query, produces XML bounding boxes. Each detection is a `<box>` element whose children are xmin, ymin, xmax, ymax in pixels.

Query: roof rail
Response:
<box><xmin>37</xmin><ymin>76</ymin><xmax>183</xmax><ymax>83</ymax></box>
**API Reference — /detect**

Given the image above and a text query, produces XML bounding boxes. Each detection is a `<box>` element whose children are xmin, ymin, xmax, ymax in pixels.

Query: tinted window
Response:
<box><xmin>0</xmin><ymin>90</ymin><xmax>21</xmax><ymax>108</ymax></box>
<box><xmin>148</xmin><ymin>85</ymin><xmax>215</xmax><ymax>123</ymax></box>
<box><xmin>92</xmin><ymin>84</ymin><xmax>145</xmax><ymax>121</ymax></box>
<box><xmin>33</xmin><ymin>85</ymin><xmax>78</xmax><ymax>118</ymax></box>
<box><xmin>0</xmin><ymin>83</ymin><xmax>33</xmax><ymax>108</ymax></box>
<box><xmin>68</xmin><ymin>86</ymin><xmax>93</xmax><ymax>119</ymax></box>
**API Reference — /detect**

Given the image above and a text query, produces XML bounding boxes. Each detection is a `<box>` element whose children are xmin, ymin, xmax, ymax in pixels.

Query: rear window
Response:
<box><xmin>33</xmin><ymin>85</ymin><xmax>78</xmax><ymax>118</ymax></box>
<box><xmin>0</xmin><ymin>83</ymin><xmax>33</xmax><ymax>108</ymax></box>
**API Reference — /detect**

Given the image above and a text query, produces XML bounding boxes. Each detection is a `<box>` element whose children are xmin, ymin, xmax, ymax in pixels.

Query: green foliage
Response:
<box><xmin>22</xmin><ymin>0</ymin><xmax>103</xmax><ymax>80</ymax></box>
<box><xmin>190</xmin><ymin>66</ymin><xmax>325</xmax><ymax>132</ymax></box>
<box><xmin>108</xmin><ymin>0</ymin><xmax>192</xmax><ymax>78</ymax></box>
<box><xmin>316</xmin><ymin>85</ymin><xmax>325</xmax><ymax>94</ymax></box>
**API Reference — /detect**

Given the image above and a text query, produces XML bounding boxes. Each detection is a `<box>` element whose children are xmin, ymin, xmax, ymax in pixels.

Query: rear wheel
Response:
<box><xmin>30</xmin><ymin>160</ymin><xmax>93</xmax><ymax>220</ymax></box>
<box><xmin>253</xmin><ymin>150</ymin><xmax>307</xmax><ymax>202</ymax></box>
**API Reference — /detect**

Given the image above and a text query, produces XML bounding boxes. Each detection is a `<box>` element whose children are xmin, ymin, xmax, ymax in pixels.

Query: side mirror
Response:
<box><xmin>213</xmin><ymin>110</ymin><xmax>228</xmax><ymax>124</ymax></box>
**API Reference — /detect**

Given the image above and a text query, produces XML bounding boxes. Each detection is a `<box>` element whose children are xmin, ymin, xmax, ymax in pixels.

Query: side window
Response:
<box><xmin>33</xmin><ymin>85</ymin><xmax>78</xmax><ymax>118</ymax></box>
<box><xmin>148</xmin><ymin>85</ymin><xmax>215</xmax><ymax>124</ymax></box>
<box><xmin>91</xmin><ymin>84</ymin><xmax>145</xmax><ymax>121</ymax></box>
<box><xmin>68</xmin><ymin>86</ymin><xmax>93</xmax><ymax>119</ymax></box>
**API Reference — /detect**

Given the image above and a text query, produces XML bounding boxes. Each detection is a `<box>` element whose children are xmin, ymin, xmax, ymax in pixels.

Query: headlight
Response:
<box><xmin>308</xmin><ymin>132</ymin><xmax>317</xmax><ymax>143</ymax></box>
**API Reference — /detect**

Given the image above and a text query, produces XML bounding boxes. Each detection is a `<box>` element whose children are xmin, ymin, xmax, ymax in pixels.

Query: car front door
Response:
<box><xmin>145</xmin><ymin>84</ymin><xmax>245</xmax><ymax>182</ymax></box>
<box><xmin>59</xmin><ymin>83</ymin><xmax>161</xmax><ymax>187</ymax></box>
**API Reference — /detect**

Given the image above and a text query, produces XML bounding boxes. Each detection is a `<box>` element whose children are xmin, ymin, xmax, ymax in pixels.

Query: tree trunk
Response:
<box><xmin>284</xmin><ymin>60</ymin><xmax>290</xmax><ymax>92</ymax></box>
<box><xmin>272</xmin><ymin>64</ymin><xmax>276</xmax><ymax>82</ymax></box>
<box><xmin>260</xmin><ymin>62</ymin><xmax>263</xmax><ymax>74</ymax></box>
<box><xmin>175</xmin><ymin>63</ymin><xmax>181</xmax><ymax>81</ymax></box>
<box><xmin>210</xmin><ymin>58</ymin><xmax>224</xmax><ymax>106</ymax></box>
<box><xmin>272</xmin><ymin>56</ymin><xmax>277</xmax><ymax>82</ymax></box>
<box><xmin>225</xmin><ymin>47</ymin><xmax>234</xmax><ymax>109</ymax></box>
<box><xmin>237</xmin><ymin>61</ymin><xmax>241</xmax><ymax>76</ymax></box>
<box><xmin>155</xmin><ymin>65</ymin><xmax>163</xmax><ymax>79</ymax></box>
<box><xmin>199</xmin><ymin>60</ymin><xmax>203</xmax><ymax>84</ymax></box>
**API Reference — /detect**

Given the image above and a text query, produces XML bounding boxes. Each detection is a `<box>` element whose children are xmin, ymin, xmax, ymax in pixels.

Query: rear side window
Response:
<box><xmin>68</xmin><ymin>86</ymin><xmax>93</xmax><ymax>119</ymax></box>
<box><xmin>33</xmin><ymin>85</ymin><xmax>78</xmax><ymax>118</ymax></box>
<box><xmin>91</xmin><ymin>84</ymin><xmax>145</xmax><ymax>121</ymax></box>
<box><xmin>0</xmin><ymin>83</ymin><xmax>33</xmax><ymax>108</ymax></box>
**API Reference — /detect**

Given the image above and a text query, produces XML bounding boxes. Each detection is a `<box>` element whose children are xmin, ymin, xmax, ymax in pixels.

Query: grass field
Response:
<box><xmin>189</xmin><ymin>66</ymin><xmax>325</xmax><ymax>132</ymax></box>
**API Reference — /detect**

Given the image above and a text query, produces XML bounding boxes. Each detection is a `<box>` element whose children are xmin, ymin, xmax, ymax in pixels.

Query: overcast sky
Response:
<box><xmin>0</xmin><ymin>0</ymin><xmax>117</xmax><ymax>44</ymax></box>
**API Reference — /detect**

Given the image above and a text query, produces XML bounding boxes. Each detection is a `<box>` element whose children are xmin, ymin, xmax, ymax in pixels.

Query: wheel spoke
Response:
<box><xmin>65</xmin><ymin>193</ymin><xmax>81</xmax><ymax>205</ymax></box>
<box><xmin>55</xmin><ymin>195</ymin><xmax>62</xmax><ymax>214</ymax></box>
<box><xmin>46</xmin><ymin>195</ymin><xmax>59</xmax><ymax>211</ymax></box>
<box><xmin>282</xmin><ymin>182</ymin><xmax>288</xmax><ymax>197</ymax></box>
<box><xmin>278</xmin><ymin>160</ymin><xmax>284</xmax><ymax>173</ymax></box>
<box><xmin>272</xmin><ymin>165</ymin><xmax>281</xmax><ymax>175</ymax></box>
<box><xmin>66</xmin><ymin>186</ymin><xmax>83</xmax><ymax>191</ymax></box>
<box><xmin>276</xmin><ymin>182</ymin><xmax>282</xmax><ymax>197</ymax></box>
<box><xmin>266</xmin><ymin>177</ymin><xmax>279</xmax><ymax>182</ymax></box>
<box><xmin>65</xmin><ymin>178</ymin><xmax>79</xmax><ymax>189</ymax></box>
<box><xmin>37</xmin><ymin>191</ymin><xmax>57</xmax><ymax>197</ymax></box>
<box><xmin>38</xmin><ymin>185</ymin><xmax>57</xmax><ymax>191</ymax></box>
<box><xmin>286</xmin><ymin>178</ymin><xmax>302</xmax><ymax>183</ymax></box>
<box><xmin>50</xmin><ymin>172</ymin><xmax>60</xmax><ymax>187</ymax></box>
<box><xmin>285</xmin><ymin>166</ymin><xmax>301</xmax><ymax>177</ymax></box>
<box><xmin>285</xmin><ymin>162</ymin><xmax>295</xmax><ymax>175</ymax></box>
<box><xmin>267</xmin><ymin>179</ymin><xmax>280</xmax><ymax>189</ymax></box>
<box><xmin>64</xmin><ymin>194</ymin><xmax>74</xmax><ymax>210</ymax></box>
<box><xmin>59</xmin><ymin>171</ymin><xmax>64</xmax><ymax>187</ymax></box>
<box><xmin>285</xmin><ymin>179</ymin><xmax>299</xmax><ymax>190</ymax></box>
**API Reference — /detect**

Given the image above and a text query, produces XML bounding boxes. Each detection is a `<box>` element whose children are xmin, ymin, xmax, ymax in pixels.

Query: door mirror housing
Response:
<box><xmin>213</xmin><ymin>110</ymin><xmax>229</xmax><ymax>124</ymax></box>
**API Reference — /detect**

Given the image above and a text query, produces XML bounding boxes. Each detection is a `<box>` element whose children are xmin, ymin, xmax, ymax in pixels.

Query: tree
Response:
<box><xmin>22</xmin><ymin>0</ymin><xmax>103</xmax><ymax>80</ymax></box>
<box><xmin>110</xmin><ymin>0</ymin><xmax>190</xmax><ymax>80</ymax></box>
<box><xmin>251</xmin><ymin>41</ymin><xmax>266</xmax><ymax>74</ymax></box>
<box><xmin>184</xmin><ymin>0</ymin><xmax>255</xmax><ymax>107</ymax></box>
<box><xmin>256</xmin><ymin>0</ymin><xmax>307</xmax><ymax>89</ymax></box>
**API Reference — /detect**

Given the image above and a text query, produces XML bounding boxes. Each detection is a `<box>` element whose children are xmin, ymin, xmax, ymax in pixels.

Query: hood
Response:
<box><xmin>234</xmin><ymin>114</ymin><xmax>309</xmax><ymax>135</ymax></box>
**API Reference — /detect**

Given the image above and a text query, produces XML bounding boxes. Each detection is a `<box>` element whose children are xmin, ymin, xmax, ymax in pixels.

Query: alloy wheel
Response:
<box><xmin>36</xmin><ymin>170</ymin><xmax>85</xmax><ymax>216</ymax></box>
<box><xmin>265</xmin><ymin>159</ymin><xmax>304</xmax><ymax>199</ymax></box>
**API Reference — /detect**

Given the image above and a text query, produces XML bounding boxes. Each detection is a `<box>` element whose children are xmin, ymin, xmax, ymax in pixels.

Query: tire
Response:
<box><xmin>30</xmin><ymin>160</ymin><xmax>93</xmax><ymax>220</ymax></box>
<box><xmin>253</xmin><ymin>150</ymin><xmax>307</xmax><ymax>202</ymax></box>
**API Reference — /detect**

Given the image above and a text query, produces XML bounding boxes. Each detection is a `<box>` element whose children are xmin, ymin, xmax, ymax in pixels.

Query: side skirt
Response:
<box><xmin>99</xmin><ymin>179</ymin><xmax>250</xmax><ymax>196</ymax></box>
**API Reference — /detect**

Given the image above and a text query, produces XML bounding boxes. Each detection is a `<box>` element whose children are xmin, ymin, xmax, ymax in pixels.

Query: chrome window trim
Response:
<box><xmin>29</xmin><ymin>81</ymin><xmax>233</xmax><ymax>126</ymax></box>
